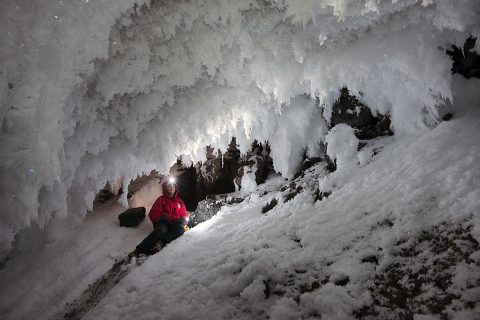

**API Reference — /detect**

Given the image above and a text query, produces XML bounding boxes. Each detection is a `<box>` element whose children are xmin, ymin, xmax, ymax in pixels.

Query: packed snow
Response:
<box><xmin>1</xmin><ymin>0</ymin><xmax>480</xmax><ymax>257</ymax></box>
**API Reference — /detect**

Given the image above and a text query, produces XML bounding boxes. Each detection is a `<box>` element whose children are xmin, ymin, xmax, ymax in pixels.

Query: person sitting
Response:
<box><xmin>129</xmin><ymin>177</ymin><xmax>188</xmax><ymax>257</ymax></box>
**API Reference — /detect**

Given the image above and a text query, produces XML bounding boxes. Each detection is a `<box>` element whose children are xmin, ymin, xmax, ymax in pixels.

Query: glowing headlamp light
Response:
<box><xmin>168</xmin><ymin>177</ymin><xmax>176</xmax><ymax>184</ymax></box>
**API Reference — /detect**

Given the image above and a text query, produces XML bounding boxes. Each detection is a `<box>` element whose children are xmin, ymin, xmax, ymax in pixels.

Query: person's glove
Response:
<box><xmin>180</xmin><ymin>217</ymin><xmax>190</xmax><ymax>232</ymax></box>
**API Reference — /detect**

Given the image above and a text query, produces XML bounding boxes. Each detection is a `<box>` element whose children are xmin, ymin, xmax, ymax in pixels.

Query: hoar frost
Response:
<box><xmin>0</xmin><ymin>0</ymin><xmax>479</xmax><ymax>256</ymax></box>
<box><xmin>325</xmin><ymin>124</ymin><xmax>359</xmax><ymax>170</ymax></box>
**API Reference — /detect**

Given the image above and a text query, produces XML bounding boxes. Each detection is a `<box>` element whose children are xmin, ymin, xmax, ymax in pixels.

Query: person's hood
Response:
<box><xmin>162</xmin><ymin>181</ymin><xmax>179</xmax><ymax>197</ymax></box>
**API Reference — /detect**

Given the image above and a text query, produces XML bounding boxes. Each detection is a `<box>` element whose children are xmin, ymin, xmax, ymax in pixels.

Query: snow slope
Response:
<box><xmin>0</xmin><ymin>178</ymin><xmax>162</xmax><ymax>320</ymax></box>
<box><xmin>2</xmin><ymin>76</ymin><xmax>477</xmax><ymax>319</ymax></box>
<box><xmin>81</xmin><ymin>94</ymin><xmax>480</xmax><ymax>319</ymax></box>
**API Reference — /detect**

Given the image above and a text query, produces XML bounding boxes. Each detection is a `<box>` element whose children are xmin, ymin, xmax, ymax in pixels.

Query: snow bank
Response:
<box><xmin>82</xmin><ymin>94</ymin><xmax>480</xmax><ymax>320</ymax></box>
<box><xmin>1</xmin><ymin>0</ymin><xmax>479</xmax><ymax>256</ymax></box>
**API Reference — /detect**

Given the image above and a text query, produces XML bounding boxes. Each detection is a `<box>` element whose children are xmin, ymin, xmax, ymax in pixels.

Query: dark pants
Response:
<box><xmin>136</xmin><ymin>220</ymin><xmax>184</xmax><ymax>253</ymax></box>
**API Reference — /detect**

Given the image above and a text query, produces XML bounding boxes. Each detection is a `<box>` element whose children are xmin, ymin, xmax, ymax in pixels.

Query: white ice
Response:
<box><xmin>0</xmin><ymin>76</ymin><xmax>479</xmax><ymax>320</ymax></box>
<box><xmin>1</xmin><ymin>0</ymin><xmax>479</xmax><ymax>256</ymax></box>
<box><xmin>0</xmin><ymin>0</ymin><xmax>480</xmax><ymax>318</ymax></box>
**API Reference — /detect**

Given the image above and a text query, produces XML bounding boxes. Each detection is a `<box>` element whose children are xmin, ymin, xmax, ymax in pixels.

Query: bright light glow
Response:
<box><xmin>168</xmin><ymin>177</ymin><xmax>176</xmax><ymax>185</ymax></box>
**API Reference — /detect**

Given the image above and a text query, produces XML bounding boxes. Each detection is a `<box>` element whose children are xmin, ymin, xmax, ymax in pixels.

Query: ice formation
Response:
<box><xmin>0</xmin><ymin>0</ymin><xmax>479</xmax><ymax>256</ymax></box>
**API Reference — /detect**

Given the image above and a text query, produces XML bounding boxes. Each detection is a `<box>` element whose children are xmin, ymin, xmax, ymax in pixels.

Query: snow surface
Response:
<box><xmin>1</xmin><ymin>75</ymin><xmax>479</xmax><ymax>319</ymax></box>
<box><xmin>0</xmin><ymin>177</ymin><xmax>162</xmax><ymax>319</ymax></box>
<box><xmin>1</xmin><ymin>0</ymin><xmax>480</xmax><ymax>256</ymax></box>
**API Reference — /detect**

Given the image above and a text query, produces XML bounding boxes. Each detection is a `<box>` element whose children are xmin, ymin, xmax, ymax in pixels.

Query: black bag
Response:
<box><xmin>118</xmin><ymin>207</ymin><xmax>146</xmax><ymax>227</ymax></box>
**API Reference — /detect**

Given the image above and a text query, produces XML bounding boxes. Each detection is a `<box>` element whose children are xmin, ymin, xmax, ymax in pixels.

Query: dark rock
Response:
<box><xmin>330</xmin><ymin>88</ymin><xmax>393</xmax><ymax>140</ymax></box>
<box><xmin>302</xmin><ymin>157</ymin><xmax>322</xmax><ymax>170</ymax></box>
<box><xmin>118</xmin><ymin>207</ymin><xmax>146</xmax><ymax>227</ymax></box>
<box><xmin>210</xmin><ymin>193</ymin><xmax>245</xmax><ymax>204</ymax></box>
<box><xmin>175</xmin><ymin>166</ymin><xmax>199</xmax><ymax>212</ymax></box>
<box><xmin>358</xmin><ymin>224</ymin><xmax>480</xmax><ymax>319</ymax></box>
<box><xmin>8</xmin><ymin>83</ymin><xmax>13</xmax><ymax>90</ymax></box>
<box><xmin>375</xmin><ymin>115</ymin><xmax>393</xmax><ymax>136</ymax></box>
<box><xmin>291</xmin><ymin>237</ymin><xmax>301</xmax><ymax>244</ymax></box>
<box><xmin>314</xmin><ymin>190</ymin><xmax>331</xmax><ymax>202</ymax></box>
<box><xmin>0</xmin><ymin>256</ymin><xmax>11</xmax><ymax>270</ymax></box>
<box><xmin>322</xmin><ymin>142</ymin><xmax>337</xmax><ymax>172</ymax></box>
<box><xmin>284</xmin><ymin>192</ymin><xmax>296</xmax><ymax>202</ymax></box>
<box><xmin>253</xmin><ymin>154</ymin><xmax>271</xmax><ymax>185</ymax></box>
<box><xmin>299</xmin><ymin>281</ymin><xmax>320</xmax><ymax>294</ymax></box>
<box><xmin>334</xmin><ymin>276</ymin><xmax>350</xmax><ymax>286</ymax></box>
<box><xmin>293</xmin><ymin>155</ymin><xmax>322</xmax><ymax>180</ymax></box>
<box><xmin>232</xmin><ymin>170</ymin><xmax>242</xmax><ymax>192</ymax></box>
<box><xmin>357</xmin><ymin>142</ymin><xmax>368</xmax><ymax>151</ymax></box>
<box><xmin>196</xmin><ymin>138</ymin><xmax>241</xmax><ymax>196</ymax></box>
<box><xmin>94</xmin><ymin>186</ymin><xmax>116</xmax><ymax>204</ymax></box>
<box><xmin>170</xmin><ymin>138</ymin><xmax>273</xmax><ymax>211</ymax></box>
<box><xmin>283</xmin><ymin>185</ymin><xmax>303</xmax><ymax>202</ymax></box>
<box><xmin>189</xmin><ymin>199</ymin><xmax>223</xmax><ymax>227</ymax></box>
<box><xmin>263</xmin><ymin>280</ymin><xmax>271</xmax><ymax>299</ymax></box>
<box><xmin>442</xmin><ymin>113</ymin><xmax>453</xmax><ymax>121</ymax></box>
<box><xmin>229</xmin><ymin>197</ymin><xmax>245</xmax><ymax>204</ymax></box>
<box><xmin>353</xmin><ymin>305</ymin><xmax>378</xmax><ymax>319</ymax></box>
<box><xmin>262</xmin><ymin>198</ymin><xmax>278</xmax><ymax>214</ymax></box>
<box><xmin>331</xmin><ymin>88</ymin><xmax>375</xmax><ymax>129</ymax></box>
<box><xmin>201</xmin><ymin>139</ymin><xmax>273</xmax><ymax>192</ymax></box>
<box><xmin>377</xmin><ymin>218</ymin><xmax>394</xmax><ymax>228</ymax></box>
<box><xmin>205</xmin><ymin>145</ymin><xmax>216</xmax><ymax>160</ymax></box>
<box><xmin>224</xmin><ymin>139</ymin><xmax>241</xmax><ymax>161</ymax></box>
<box><xmin>325</xmin><ymin>154</ymin><xmax>337</xmax><ymax>172</ymax></box>
<box><xmin>361</xmin><ymin>255</ymin><xmax>379</xmax><ymax>265</ymax></box>
<box><xmin>196</xmin><ymin>155</ymin><xmax>237</xmax><ymax>195</ymax></box>
<box><xmin>237</xmin><ymin>140</ymin><xmax>273</xmax><ymax>188</ymax></box>
<box><xmin>446</xmin><ymin>36</ymin><xmax>480</xmax><ymax>79</ymax></box>
<box><xmin>189</xmin><ymin>194</ymin><xmax>246</xmax><ymax>227</ymax></box>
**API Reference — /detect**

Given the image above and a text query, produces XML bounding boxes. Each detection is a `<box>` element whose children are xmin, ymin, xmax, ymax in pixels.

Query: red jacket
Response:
<box><xmin>149</xmin><ymin>182</ymin><xmax>188</xmax><ymax>224</ymax></box>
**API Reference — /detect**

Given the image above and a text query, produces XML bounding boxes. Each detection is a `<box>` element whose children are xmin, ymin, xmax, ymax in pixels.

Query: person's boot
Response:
<box><xmin>128</xmin><ymin>249</ymin><xmax>140</xmax><ymax>258</ymax></box>
<box><xmin>149</xmin><ymin>241</ymin><xmax>163</xmax><ymax>255</ymax></box>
